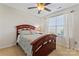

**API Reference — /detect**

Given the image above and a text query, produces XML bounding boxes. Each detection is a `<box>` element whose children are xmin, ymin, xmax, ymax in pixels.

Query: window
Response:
<box><xmin>48</xmin><ymin>15</ymin><xmax>64</xmax><ymax>36</ymax></box>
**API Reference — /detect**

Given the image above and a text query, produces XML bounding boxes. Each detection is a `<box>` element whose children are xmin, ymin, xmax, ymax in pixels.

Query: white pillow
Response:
<box><xmin>20</xmin><ymin>30</ymin><xmax>32</xmax><ymax>35</ymax></box>
<box><xmin>31</xmin><ymin>30</ymin><xmax>41</xmax><ymax>34</ymax></box>
<box><xmin>18</xmin><ymin>29</ymin><xmax>22</xmax><ymax>34</ymax></box>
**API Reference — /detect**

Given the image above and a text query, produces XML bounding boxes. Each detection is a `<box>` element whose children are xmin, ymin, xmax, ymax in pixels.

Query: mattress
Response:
<box><xmin>17</xmin><ymin>33</ymin><xmax>44</xmax><ymax>43</ymax></box>
<box><xmin>17</xmin><ymin>33</ymin><xmax>45</xmax><ymax>56</ymax></box>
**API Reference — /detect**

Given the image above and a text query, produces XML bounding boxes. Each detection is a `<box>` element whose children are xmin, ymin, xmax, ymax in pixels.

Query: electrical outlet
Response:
<box><xmin>74</xmin><ymin>41</ymin><xmax>77</xmax><ymax>45</ymax></box>
<box><xmin>70</xmin><ymin>10</ymin><xmax>74</xmax><ymax>13</ymax></box>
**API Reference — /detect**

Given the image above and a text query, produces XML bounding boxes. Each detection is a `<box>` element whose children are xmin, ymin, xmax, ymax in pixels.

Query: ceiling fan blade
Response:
<box><xmin>38</xmin><ymin>10</ymin><xmax>41</xmax><ymax>14</ymax></box>
<box><xmin>44</xmin><ymin>7</ymin><xmax>51</xmax><ymax>12</ymax></box>
<box><xmin>28</xmin><ymin>7</ymin><xmax>37</xmax><ymax>9</ymax></box>
<box><xmin>45</xmin><ymin>3</ymin><xmax>51</xmax><ymax>6</ymax></box>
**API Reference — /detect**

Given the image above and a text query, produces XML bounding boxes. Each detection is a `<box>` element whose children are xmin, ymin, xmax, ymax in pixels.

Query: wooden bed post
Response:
<box><xmin>31</xmin><ymin>34</ymin><xmax>57</xmax><ymax>56</ymax></box>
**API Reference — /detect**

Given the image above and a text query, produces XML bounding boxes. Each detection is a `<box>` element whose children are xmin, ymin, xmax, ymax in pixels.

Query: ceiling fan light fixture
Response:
<box><xmin>27</xmin><ymin>3</ymin><xmax>51</xmax><ymax>14</ymax></box>
<box><xmin>37</xmin><ymin>3</ymin><xmax>45</xmax><ymax>10</ymax></box>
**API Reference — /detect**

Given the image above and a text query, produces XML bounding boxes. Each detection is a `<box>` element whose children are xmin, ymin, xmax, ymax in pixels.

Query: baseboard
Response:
<box><xmin>56</xmin><ymin>43</ymin><xmax>79</xmax><ymax>51</ymax></box>
<box><xmin>0</xmin><ymin>43</ymin><xmax>16</xmax><ymax>49</ymax></box>
<box><xmin>56</xmin><ymin>43</ymin><xmax>69</xmax><ymax>48</ymax></box>
<box><xmin>73</xmin><ymin>48</ymin><xmax>79</xmax><ymax>51</ymax></box>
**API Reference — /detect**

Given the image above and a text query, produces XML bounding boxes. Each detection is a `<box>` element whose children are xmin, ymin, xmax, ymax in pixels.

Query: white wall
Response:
<box><xmin>72</xmin><ymin>6</ymin><xmax>79</xmax><ymax>50</ymax></box>
<box><xmin>0</xmin><ymin>4</ymin><xmax>42</xmax><ymax>48</ymax></box>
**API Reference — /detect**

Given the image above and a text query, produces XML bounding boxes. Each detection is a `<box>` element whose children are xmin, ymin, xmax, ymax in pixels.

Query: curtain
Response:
<box><xmin>64</xmin><ymin>13</ymin><xmax>74</xmax><ymax>48</ymax></box>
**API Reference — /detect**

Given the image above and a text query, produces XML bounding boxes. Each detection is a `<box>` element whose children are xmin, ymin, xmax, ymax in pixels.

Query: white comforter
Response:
<box><xmin>17</xmin><ymin>33</ymin><xmax>45</xmax><ymax>56</ymax></box>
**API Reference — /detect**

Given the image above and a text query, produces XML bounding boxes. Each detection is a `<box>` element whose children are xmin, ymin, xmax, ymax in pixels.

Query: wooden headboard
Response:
<box><xmin>16</xmin><ymin>24</ymin><xmax>35</xmax><ymax>39</ymax></box>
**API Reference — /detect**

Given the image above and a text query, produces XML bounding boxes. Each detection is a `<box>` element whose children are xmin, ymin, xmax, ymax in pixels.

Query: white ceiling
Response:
<box><xmin>3</xmin><ymin>3</ymin><xmax>78</xmax><ymax>18</ymax></box>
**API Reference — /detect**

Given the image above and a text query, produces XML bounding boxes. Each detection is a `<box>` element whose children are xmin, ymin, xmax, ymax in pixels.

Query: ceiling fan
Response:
<box><xmin>27</xmin><ymin>3</ymin><xmax>51</xmax><ymax>14</ymax></box>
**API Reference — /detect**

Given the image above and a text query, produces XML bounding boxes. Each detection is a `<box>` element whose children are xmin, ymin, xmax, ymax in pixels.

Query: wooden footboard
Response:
<box><xmin>31</xmin><ymin>34</ymin><xmax>57</xmax><ymax>56</ymax></box>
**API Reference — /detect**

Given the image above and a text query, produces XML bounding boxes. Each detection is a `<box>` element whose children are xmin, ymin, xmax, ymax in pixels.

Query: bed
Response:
<box><xmin>16</xmin><ymin>24</ymin><xmax>57</xmax><ymax>56</ymax></box>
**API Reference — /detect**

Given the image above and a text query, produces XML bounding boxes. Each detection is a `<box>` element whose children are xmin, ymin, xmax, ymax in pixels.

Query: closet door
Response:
<box><xmin>64</xmin><ymin>12</ymin><xmax>74</xmax><ymax>49</ymax></box>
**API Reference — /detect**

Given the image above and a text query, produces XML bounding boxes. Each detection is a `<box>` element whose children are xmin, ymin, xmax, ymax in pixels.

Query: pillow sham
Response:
<box><xmin>30</xmin><ymin>30</ymin><xmax>42</xmax><ymax>34</ymax></box>
<box><xmin>20</xmin><ymin>30</ymin><xmax>32</xmax><ymax>35</ymax></box>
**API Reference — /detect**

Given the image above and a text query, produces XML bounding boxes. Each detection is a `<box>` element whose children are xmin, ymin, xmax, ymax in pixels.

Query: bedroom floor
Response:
<box><xmin>0</xmin><ymin>45</ymin><xmax>79</xmax><ymax>56</ymax></box>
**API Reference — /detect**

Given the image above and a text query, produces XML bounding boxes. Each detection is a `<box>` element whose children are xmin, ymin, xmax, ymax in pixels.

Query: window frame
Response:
<box><xmin>47</xmin><ymin>15</ymin><xmax>65</xmax><ymax>36</ymax></box>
